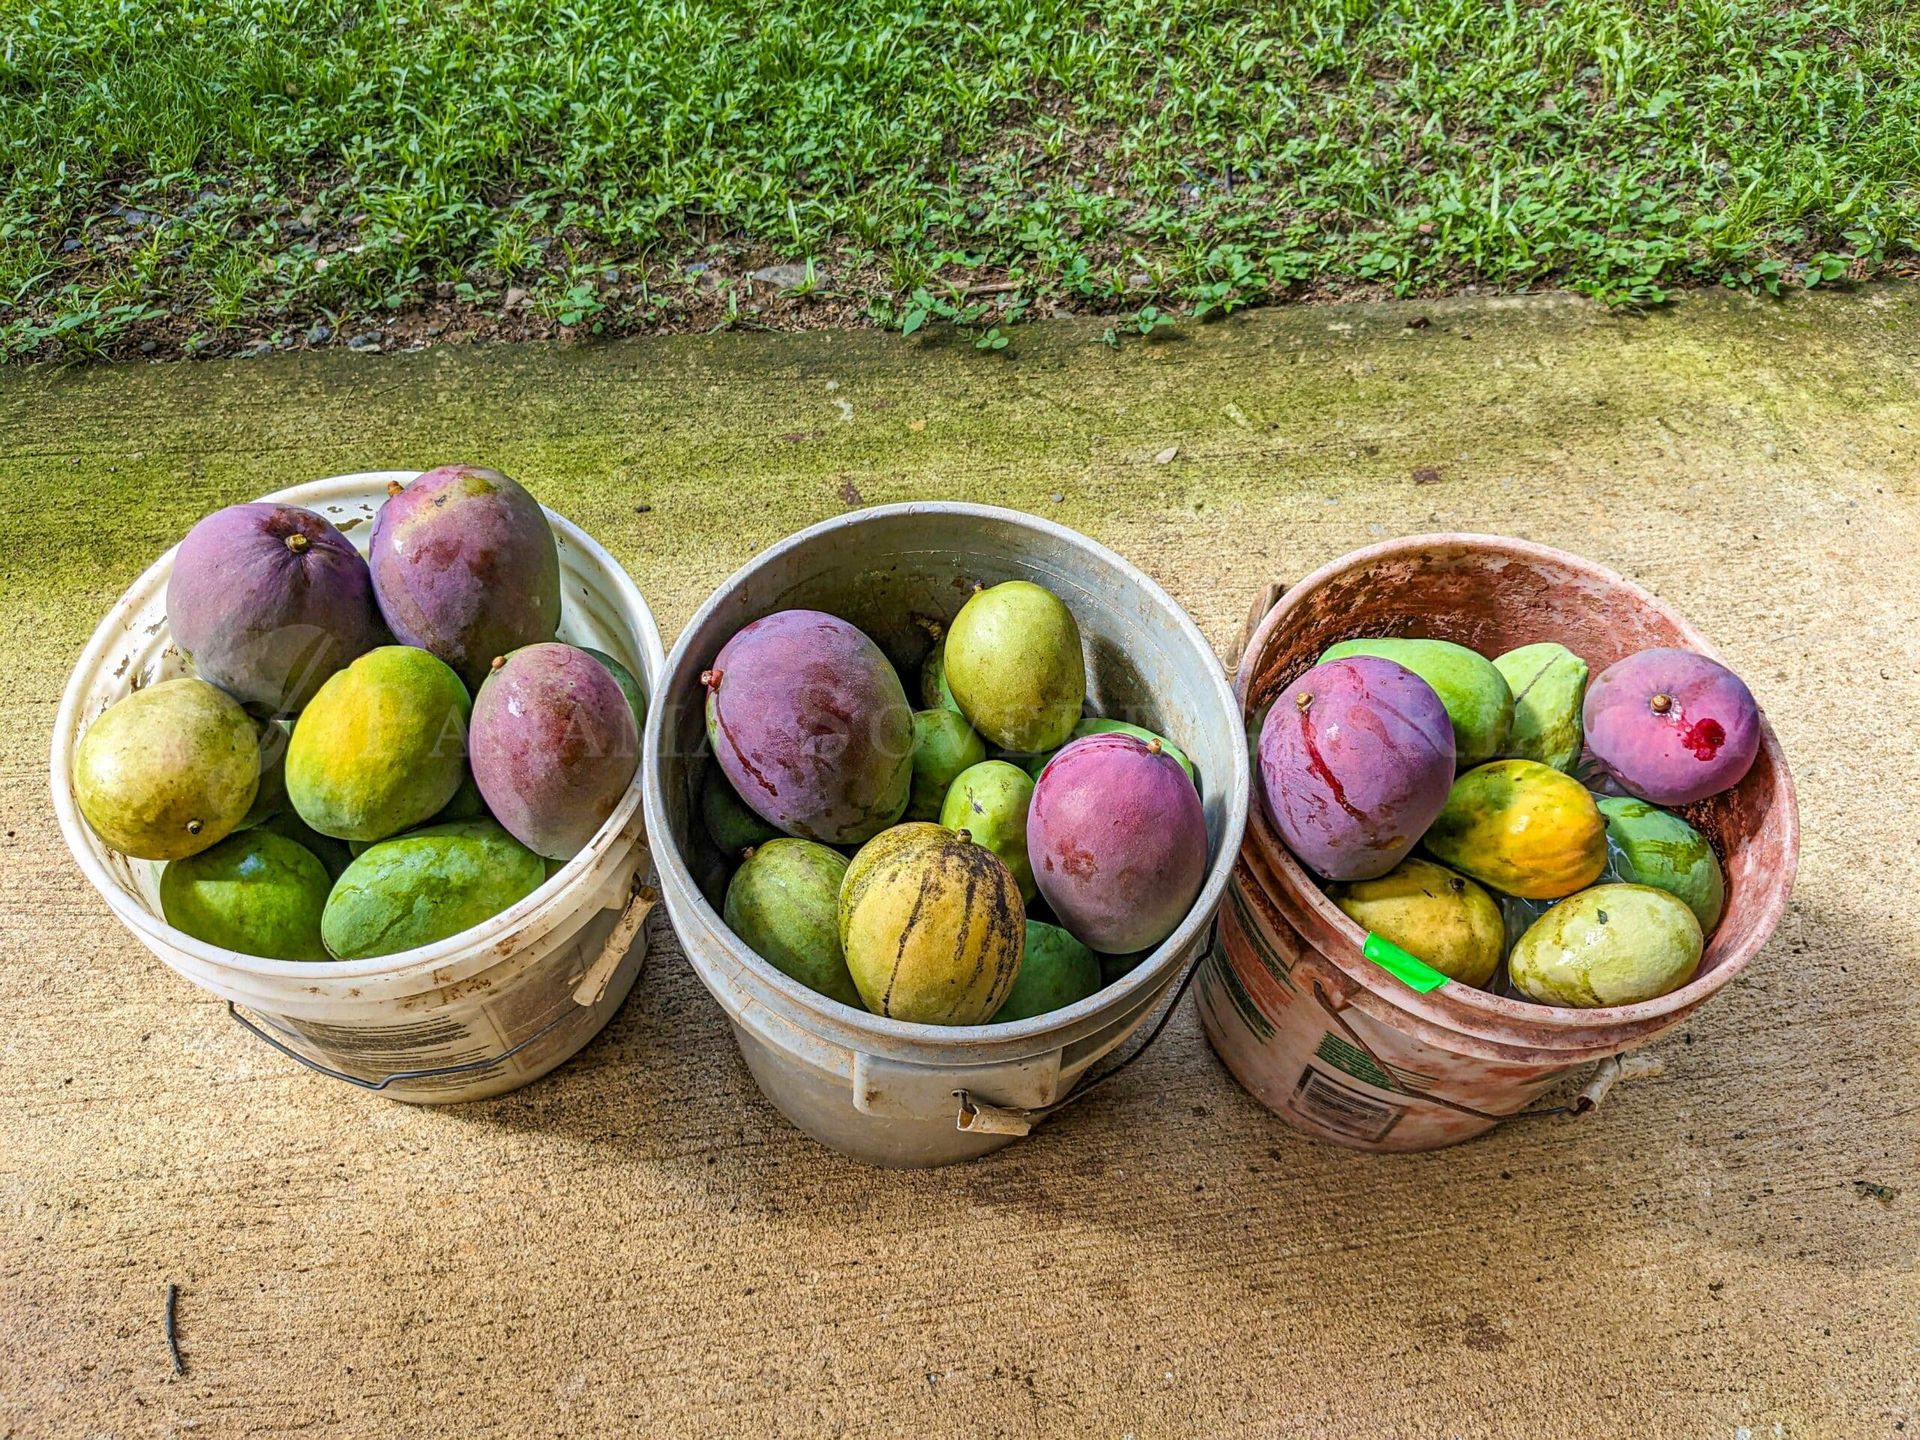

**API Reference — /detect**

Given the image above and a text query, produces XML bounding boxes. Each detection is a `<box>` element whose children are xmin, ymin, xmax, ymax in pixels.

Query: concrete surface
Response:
<box><xmin>3</xmin><ymin>287</ymin><xmax>1917</xmax><ymax>1439</ymax></box>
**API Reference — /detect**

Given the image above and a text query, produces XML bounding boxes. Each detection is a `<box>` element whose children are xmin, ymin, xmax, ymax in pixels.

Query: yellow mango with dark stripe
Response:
<box><xmin>839</xmin><ymin>823</ymin><xmax>1025</xmax><ymax>1024</ymax></box>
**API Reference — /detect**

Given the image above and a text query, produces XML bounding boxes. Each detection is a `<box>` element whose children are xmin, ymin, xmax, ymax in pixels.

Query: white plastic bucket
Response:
<box><xmin>644</xmin><ymin>503</ymin><xmax>1251</xmax><ymax>1167</ymax></box>
<box><xmin>50</xmin><ymin>472</ymin><xmax>666</xmax><ymax>1104</ymax></box>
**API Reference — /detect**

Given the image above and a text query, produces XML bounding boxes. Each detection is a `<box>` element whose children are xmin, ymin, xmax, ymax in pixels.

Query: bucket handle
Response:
<box><xmin>224</xmin><ymin>879</ymin><xmax>657</xmax><ymax>1093</ymax></box>
<box><xmin>1297</xmin><ymin>955</ymin><xmax>1665</xmax><ymax>1124</ymax></box>
<box><xmin>954</xmin><ymin>925</ymin><xmax>1212</xmax><ymax>1137</ymax></box>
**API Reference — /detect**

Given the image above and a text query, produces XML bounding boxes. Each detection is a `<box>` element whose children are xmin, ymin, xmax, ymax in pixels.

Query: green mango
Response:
<box><xmin>73</xmin><ymin>677</ymin><xmax>260</xmax><ymax>861</ymax></box>
<box><xmin>161</xmin><ymin>829</ymin><xmax>332</xmax><ymax>960</ymax></box>
<box><xmin>1099</xmin><ymin>950</ymin><xmax>1149</xmax><ymax>988</ymax></box>
<box><xmin>724</xmin><ymin>838</ymin><xmax>860</xmax><ymax>1007</ymax></box>
<box><xmin>431</xmin><ymin>769</ymin><xmax>490</xmax><ymax>824</ymax></box>
<box><xmin>1025</xmin><ymin>718</ymin><xmax>1197</xmax><ymax>788</ymax></box>
<box><xmin>918</xmin><ymin>635</ymin><xmax>963</xmax><ymax>715</ymax></box>
<box><xmin>945</xmin><ymin>581</ymin><xmax>1085</xmax><ymax>752</ymax></box>
<box><xmin>700</xmin><ymin>764</ymin><xmax>780</xmax><ymax>858</ymax></box>
<box><xmin>1597</xmin><ymin>796</ymin><xmax>1725</xmax><ymax>932</ymax></box>
<box><xmin>1333</xmin><ymin>857</ymin><xmax>1505</xmax><ymax>988</ymax></box>
<box><xmin>992</xmin><ymin>921</ymin><xmax>1102</xmax><ymax>1022</ymax></box>
<box><xmin>939</xmin><ymin>760</ymin><xmax>1037</xmax><ymax>901</ymax></box>
<box><xmin>1493</xmin><ymin>643</ymin><xmax>1589</xmax><ymax>773</ymax></box>
<box><xmin>238</xmin><ymin>717</ymin><xmax>294</xmax><ymax>830</ymax></box>
<box><xmin>1321</xmin><ymin>637</ymin><xmax>1513</xmax><ymax>766</ymax></box>
<box><xmin>907</xmin><ymin>709</ymin><xmax>987</xmax><ymax>820</ymax></box>
<box><xmin>254</xmin><ymin>808</ymin><xmax>354</xmax><ymax>880</ymax></box>
<box><xmin>582</xmin><ymin>647</ymin><xmax>647</xmax><ymax>731</ymax></box>
<box><xmin>321</xmin><ymin>819</ymin><xmax>544</xmax><ymax>958</ymax></box>
<box><xmin>288</xmin><ymin>645</ymin><xmax>471</xmax><ymax>842</ymax></box>
<box><xmin>1508</xmin><ymin>883</ymin><xmax>1702</xmax><ymax>1007</ymax></box>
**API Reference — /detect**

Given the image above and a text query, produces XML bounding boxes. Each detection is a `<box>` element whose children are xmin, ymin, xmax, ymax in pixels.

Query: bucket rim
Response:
<box><xmin>50</xmin><ymin>470</ymin><xmax>667</xmax><ymax>985</ymax></box>
<box><xmin>644</xmin><ymin>499</ymin><xmax>1252</xmax><ymax>1048</ymax></box>
<box><xmin>1236</xmin><ymin>529</ymin><xmax>1800</xmax><ymax>1036</ymax></box>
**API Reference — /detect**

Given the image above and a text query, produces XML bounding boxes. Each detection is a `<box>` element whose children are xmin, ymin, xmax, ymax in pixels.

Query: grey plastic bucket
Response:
<box><xmin>643</xmin><ymin>503</ymin><xmax>1250</xmax><ymax>1167</ymax></box>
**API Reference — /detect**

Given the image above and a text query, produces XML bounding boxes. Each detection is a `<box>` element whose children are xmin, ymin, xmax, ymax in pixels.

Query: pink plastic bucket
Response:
<box><xmin>1197</xmin><ymin>535</ymin><xmax>1799</xmax><ymax>1151</ymax></box>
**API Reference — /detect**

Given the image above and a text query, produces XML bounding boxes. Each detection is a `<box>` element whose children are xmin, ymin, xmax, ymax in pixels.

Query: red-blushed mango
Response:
<box><xmin>470</xmin><ymin>643</ymin><xmax>639</xmax><ymax>861</ymax></box>
<box><xmin>169</xmin><ymin>503</ymin><xmax>383</xmax><ymax>715</ymax></box>
<box><xmin>703</xmin><ymin>610</ymin><xmax>913</xmax><ymax>846</ymax></box>
<box><xmin>1584</xmin><ymin>648</ymin><xmax>1760</xmax><ymax>806</ymax></box>
<box><xmin>74</xmin><ymin>678</ymin><xmax>260</xmax><ymax>861</ymax></box>
<box><xmin>839</xmin><ymin>823</ymin><xmax>1024</xmax><ymax>1024</ymax></box>
<box><xmin>1028</xmin><ymin>733</ymin><xmax>1206</xmax><ymax>954</ymax></box>
<box><xmin>369</xmin><ymin>465</ymin><xmax>560</xmax><ymax>690</ymax></box>
<box><xmin>1258</xmin><ymin>656</ymin><xmax>1454</xmax><ymax>883</ymax></box>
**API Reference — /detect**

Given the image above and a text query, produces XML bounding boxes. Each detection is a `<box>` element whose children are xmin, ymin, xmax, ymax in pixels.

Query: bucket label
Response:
<box><xmin>1291</xmin><ymin>1065</ymin><xmax>1407</xmax><ymax>1144</ymax></box>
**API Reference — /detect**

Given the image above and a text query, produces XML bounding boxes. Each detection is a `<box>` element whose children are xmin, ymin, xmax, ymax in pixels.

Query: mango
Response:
<box><xmin>471</xmin><ymin>642</ymin><xmax>639</xmax><ymax>860</ymax></box>
<box><xmin>1424</xmin><ymin>759</ymin><xmax>1607</xmax><ymax>900</ymax></box>
<box><xmin>839</xmin><ymin>823</ymin><xmax>1024</xmax><ymax>1024</ymax></box>
<box><xmin>724</xmin><ymin>838</ymin><xmax>860</xmax><ymax>1007</ymax></box>
<box><xmin>1584</xmin><ymin>648</ymin><xmax>1761</xmax><ymax>806</ymax></box>
<box><xmin>938</xmin><ymin>759</ymin><xmax>1037</xmax><ymax>901</ymax></box>
<box><xmin>700</xmin><ymin>764</ymin><xmax>780</xmax><ymax>858</ymax></box>
<box><xmin>238</xmin><ymin>716</ymin><xmax>293</xmax><ymax>830</ymax></box>
<box><xmin>1029</xmin><ymin>733</ymin><xmax>1206</xmax><ymax>953</ymax></box>
<box><xmin>255</xmin><ymin>808</ymin><xmax>355</xmax><ymax>880</ymax></box>
<box><xmin>321</xmin><ymin>819</ymin><xmax>545</xmax><ymax>959</ymax></box>
<box><xmin>1597</xmin><ymin>796</ymin><xmax>1725</xmax><ymax>932</ymax></box>
<box><xmin>168</xmin><ymin>502</ymin><xmax>381</xmax><ymax>713</ymax></box>
<box><xmin>1508</xmin><ymin>883</ymin><xmax>1703</xmax><ymax>1007</ymax></box>
<box><xmin>431</xmin><ymin>770</ymin><xmax>490</xmax><ymax>825</ymax></box>
<box><xmin>1259</xmin><ymin>657</ymin><xmax>1454</xmax><ymax>882</ymax></box>
<box><xmin>918</xmin><ymin>634</ymin><xmax>962</xmax><ymax>714</ymax></box>
<box><xmin>74</xmin><ymin>678</ymin><xmax>260</xmax><ymax>861</ymax></box>
<box><xmin>1332</xmin><ymin>857</ymin><xmax>1504</xmax><ymax>989</ymax></box>
<box><xmin>160</xmin><ymin>829</ymin><xmax>331</xmax><ymax>960</ymax></box>
<box><xmin>582</xmin><ymin>646</ymin><xmax>647</xmax><ymax>732</ymax></box>
<box><xmin>369</xmin><ymin>464</ymin><xmax>561</xmax><ymax>690</ymax></box>
<box><xmin>944</xmin><ymin>580</ymin><xmax>1085</xmax><ymax>752</ymax></box>
<box><xmin>1321</xmin><ymin>636</ymin><xmax>1512</xmax><ymax>767</ymax></box>
<box><xmin>907</xmin><ymin>709</ymin><xmax>986</xmax><ymax>821</ymax></box>
<box><xmin>705</xmin><ymin>609</ymin><xmax>913</xmax><ymax>845</ymax></box>
<box><xmin>992</xmin><ymin>921</ymin><xmax>1103</xmax><ymax>1022</ymax></box>
<box><xmin>287</xmin><ymin>645</ymin><xmax>471</xmax><ymax>842</ymax></box>
<box><xmin>1025</xmin><ymin>718</ymin><xmax>1197</xmax><ymax>789</ymax></box>
<box><xmin>1493</xmin><ymin>642</ymin><xmax>1589</xmax><ymax>773</ymax></box>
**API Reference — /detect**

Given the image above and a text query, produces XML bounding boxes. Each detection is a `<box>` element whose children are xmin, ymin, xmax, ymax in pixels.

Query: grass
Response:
<box><xmin>2</xmin><ymin>0</ymin><xmax>1918</xmax><ymax>359</ymax></box>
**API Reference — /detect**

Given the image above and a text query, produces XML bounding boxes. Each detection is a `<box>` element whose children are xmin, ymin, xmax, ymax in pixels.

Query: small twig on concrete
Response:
<box><xmin>165</xmin><ymin>1283</ymin><xmax>185</xmax><ymax>1376</ymax></box>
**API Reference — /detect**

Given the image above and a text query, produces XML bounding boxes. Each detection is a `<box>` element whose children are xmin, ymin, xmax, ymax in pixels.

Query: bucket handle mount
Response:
<box><xmin>953</xmin><ymin>932</ymin><xmax>1210</xmax><ymax>1137</ymax></box>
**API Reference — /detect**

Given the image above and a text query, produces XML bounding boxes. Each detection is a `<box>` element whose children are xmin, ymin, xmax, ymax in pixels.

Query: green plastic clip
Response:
<box><xmin>1362</xmin><ymin>933</ymin><xmax>1450</xmax><ymax>993</ymax></box>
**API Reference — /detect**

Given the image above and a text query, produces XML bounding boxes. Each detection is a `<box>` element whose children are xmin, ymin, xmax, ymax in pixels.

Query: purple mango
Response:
<box><xmin>703</xmin><ymin>610</ymin><xmax>912</xmax><ymax>846</ymax></box>
<box><xmin>168</xmin><ymin>503</ymin><xmax>381</xmax><ymax>713</ymax></box>
<box><xmin>470</xmin><ymin>643</ymin><xmax>639</xmax><ymax>861</ymax></box>
<box><xmin>1027</xmin><ymin>732</ymin><xmax>1207</xmax><ymax>954</ymax></box>
<box><xmin>1259</xmin><ymin>656</ymin><xmax>1454</xmax><ymax>882</ymax></box>
<box><xmin>1583</xmin><ymin>648</ymin><xmax>1759</xmax><ymax>806</ymax></box>
<box><xmin>369</xmin><ymin>464</ymin><xmax>560</xmax><ymax>690</ymax></box>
